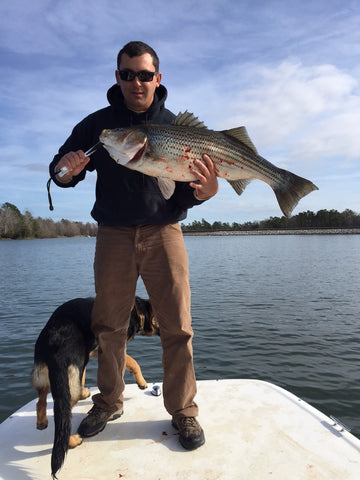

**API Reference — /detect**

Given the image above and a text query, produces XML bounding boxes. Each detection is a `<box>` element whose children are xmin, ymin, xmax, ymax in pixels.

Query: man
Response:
<box><xmin>49</xmin><ymin>41</ymin><xmax>218</xmax><ymax>450</ymax></box>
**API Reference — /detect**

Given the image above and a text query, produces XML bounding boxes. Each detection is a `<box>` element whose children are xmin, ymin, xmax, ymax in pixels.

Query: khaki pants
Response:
<box><xmin>91</xmin><ymin>223</ymin><xmax>198</xmax><ymax>418</ymax></box>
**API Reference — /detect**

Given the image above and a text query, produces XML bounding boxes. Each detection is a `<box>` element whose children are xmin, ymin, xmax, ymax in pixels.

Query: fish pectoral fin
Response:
<box><xmin>222</xmin><ymin>127</ymin><xmax>258</xmax><ymax>154</ymax></box>
<box><xmin>173</xmin><ymin>111</ymin><xmax>207</xmax><ymax>129</ymax></box>
<box><xmin>227</xmin><ymin>179</ymin><xmax>252</xmax><ymax>196</ymax></box>
<box><xmin>157</xmin><ymin>178</ymin><xmax>176</xmax><ymax>199</ymax></box>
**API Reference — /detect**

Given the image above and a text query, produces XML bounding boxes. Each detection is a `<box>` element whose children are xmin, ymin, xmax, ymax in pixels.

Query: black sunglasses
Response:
<box><xmin>118</xmin><ymin>69</ymin><xmax>158</xmax><ymax>82</ymax></box>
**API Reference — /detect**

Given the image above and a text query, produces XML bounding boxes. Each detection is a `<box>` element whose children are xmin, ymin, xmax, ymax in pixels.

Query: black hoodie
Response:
<box><xmin>49</xmin><ymin>84</ymin><xmax>203</xmax><ymax>226</ymax></box>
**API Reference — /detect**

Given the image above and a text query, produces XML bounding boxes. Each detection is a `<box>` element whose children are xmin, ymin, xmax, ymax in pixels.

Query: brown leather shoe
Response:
<box><xmin>77</xmin><ymin>405</ymin><xmax>123</xmax><ymax>437</ymax></box>
<box><xmin>172</xmin><ymin>416</ymin><xmax>205</xmax><ymax>450</ymax></box>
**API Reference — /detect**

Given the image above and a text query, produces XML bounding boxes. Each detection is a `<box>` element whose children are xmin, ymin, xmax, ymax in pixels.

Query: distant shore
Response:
<box><xmin>183</xmin><ymin>228</ymin><xmax>360</xmax><ymax>236</ymax></box>
<box><xmin>2</xmin><ymin>228</ymin><xmax>359</xmax><ymax>240</ymax></box>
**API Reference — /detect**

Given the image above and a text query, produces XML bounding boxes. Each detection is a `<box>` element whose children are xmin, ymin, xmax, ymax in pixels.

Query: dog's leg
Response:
<box><xmin>126</xmin><ymin>354</ymin><xmax>147</xmax><ymax>389</ymax></box>
<box><xmin>69</xmin><ymin>433</ymin><xmax>83</xmax><ymax>449</ymax></box>
<box><xmin>68</xmin><ymin>395</ymin><xmax>84</xmax><ymax>449</ymax></box>
<box><xmin>80</xmin><ymin>367</ymin><xmax>91</xmax><ymax>400</ymax></box>
<box><xmin>67</xmin><ymin>372</ymin><xmax>85</xmax><ymax>449</ymax></box>
<box><xmin>32</xmin><ymin>363</ymin><xmax>51</xmax><ymax>430</ymax></box>
<box><xmin>36</xmin><ymin>387</ymin><xmax>49</xmax><ymax>430</ymax></box>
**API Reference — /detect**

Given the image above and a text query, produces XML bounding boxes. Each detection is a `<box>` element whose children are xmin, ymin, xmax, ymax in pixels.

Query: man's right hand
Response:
<box><xmin>56</xmin><ymin>150</ymin><xmax>91</xmax><ymax>180</ymax></box>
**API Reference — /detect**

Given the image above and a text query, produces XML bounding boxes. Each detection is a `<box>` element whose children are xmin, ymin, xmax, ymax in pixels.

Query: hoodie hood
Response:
<box><xmin>49</xmin><ymin>80</ymin><xmax>200</xmax><ymax>227</ymax></box>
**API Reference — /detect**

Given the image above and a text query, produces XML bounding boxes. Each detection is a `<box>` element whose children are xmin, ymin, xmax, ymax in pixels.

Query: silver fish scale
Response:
<box><xmin>101</xmin><ymin>122</ymin><xmax>318</xmax><ymax>217</ymax></box>
<box><xmin>143</xmin><ymin>125</ymin><xmax>282</xmax><ymax>184</ymax></box>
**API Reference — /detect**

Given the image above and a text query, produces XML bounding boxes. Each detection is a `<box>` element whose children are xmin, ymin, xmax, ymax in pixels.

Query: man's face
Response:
<box><xmin>116</xmin><ymin>53</ymin><xmax>162</xmax><ymax>112</ymax></box>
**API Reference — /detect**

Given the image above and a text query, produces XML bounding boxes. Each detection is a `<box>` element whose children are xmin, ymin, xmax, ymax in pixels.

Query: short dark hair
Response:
<box><xmin>117</xmin><ymin>41</ymin><xmax>159</xmax><ymax>71</ymax></box>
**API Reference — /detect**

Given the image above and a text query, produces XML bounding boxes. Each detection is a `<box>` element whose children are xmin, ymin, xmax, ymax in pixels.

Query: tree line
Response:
<box><xmin>0</xmin><ymin>203</ymin><xmax>97</xmax><ymax>239</ymax></box>
<box><xmin>1</xmin><ymin>202</ymin><xmax>359</xmax><ymax>240</ymax></box>
<box><xmin>181</xmin><ymin>208</ymin><xmax>360</xmax><ymax>232</ymax></box>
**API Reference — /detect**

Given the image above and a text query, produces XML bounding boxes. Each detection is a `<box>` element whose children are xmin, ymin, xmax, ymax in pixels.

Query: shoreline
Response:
<box><xmin>1</xmin><ymin>228</ymin><xmax>360</xmax><ymax>241</ymax></box>
<box><xmin>183</xmin><ymin>228</ymin><xmax>360</xmax><ymax>236</ymax></box>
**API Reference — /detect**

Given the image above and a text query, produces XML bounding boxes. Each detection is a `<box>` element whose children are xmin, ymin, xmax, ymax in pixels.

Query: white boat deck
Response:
<box><xmin>0</xmin><ymin>379</ymin><xmax>359</xmax><ymax>479</ymax></box>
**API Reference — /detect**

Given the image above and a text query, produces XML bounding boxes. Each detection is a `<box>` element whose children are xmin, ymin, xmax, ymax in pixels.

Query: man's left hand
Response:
<box><xmin>190</xmin><ymin>154</ymin><xmax>219</xmax><ymax>201</ymax></box>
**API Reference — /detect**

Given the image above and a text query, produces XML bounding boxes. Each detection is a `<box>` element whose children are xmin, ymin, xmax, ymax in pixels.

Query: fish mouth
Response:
<box><xmin>129</xmin><ymin>141</ymin><xmax>147</xmax><ymax>163</ymax></box>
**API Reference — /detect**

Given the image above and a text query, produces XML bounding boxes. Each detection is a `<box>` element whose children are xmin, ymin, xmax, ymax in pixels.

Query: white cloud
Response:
<box><xmin>1</xmin><ymin>0</ymin><xmax>360</xmax><ymax>222</ymax></box>
<box><xmin>223</xmin><ymin>61</ymin><xmax>358</xmax><ymax>146</ymax></box>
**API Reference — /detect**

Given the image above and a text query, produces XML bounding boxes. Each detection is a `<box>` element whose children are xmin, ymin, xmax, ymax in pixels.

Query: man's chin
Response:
<box><xmin>126</xmin><ymin>98</ymin><xmax>150</xmax><ymax>112</ymax></box>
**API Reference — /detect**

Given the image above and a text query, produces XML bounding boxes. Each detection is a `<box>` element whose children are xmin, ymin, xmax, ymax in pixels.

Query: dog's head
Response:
<box><xmin>127</xmin><ymin>296</ymin><xmax>160</xmax><ymax>341</ymax></box>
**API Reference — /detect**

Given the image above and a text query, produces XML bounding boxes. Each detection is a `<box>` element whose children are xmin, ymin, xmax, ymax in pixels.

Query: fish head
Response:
<box><xmin>100</xmin><ymin>128</ymin><xmax>147</xmax><ymax>166</ymax></box>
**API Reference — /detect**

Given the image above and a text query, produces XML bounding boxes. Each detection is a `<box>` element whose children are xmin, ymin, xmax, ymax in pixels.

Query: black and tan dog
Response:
<box><xmin>32</xmin><ymin>296</ymin><xmax>159</xmax><ymax>479</ymax></box>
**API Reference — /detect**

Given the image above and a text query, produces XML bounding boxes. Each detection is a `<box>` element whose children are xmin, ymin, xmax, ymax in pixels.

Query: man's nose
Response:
<box><xmin>132</xmin><ymin>76</ymin><xmax>142</xmax><ymax>86</ymax></box>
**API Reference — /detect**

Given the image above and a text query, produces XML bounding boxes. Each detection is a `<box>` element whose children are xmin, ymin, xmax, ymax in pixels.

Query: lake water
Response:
<box><xmin>0</xmin><ymin>234</ymin><xmax>359</xmax><ymax>438</ymax></box>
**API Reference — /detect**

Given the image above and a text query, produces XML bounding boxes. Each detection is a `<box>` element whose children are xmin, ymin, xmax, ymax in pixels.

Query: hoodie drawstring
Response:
<box><xmin>46</xmin><ymin>177</ymin><xmax>54</xmax><ymax>211</ymax></box>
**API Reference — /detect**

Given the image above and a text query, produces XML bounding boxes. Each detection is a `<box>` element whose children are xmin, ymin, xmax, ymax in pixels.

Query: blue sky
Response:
<box><xmin>1</xmin><ymin>0</ymin><xmax>359</xmax><ymax>224</ymax></box>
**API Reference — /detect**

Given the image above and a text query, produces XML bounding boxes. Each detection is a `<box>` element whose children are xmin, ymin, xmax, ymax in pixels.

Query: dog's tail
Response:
<box><xmin>48</xmin><ymin>358</ymin><xmax>75</xmax><ymax>479</ymax></box>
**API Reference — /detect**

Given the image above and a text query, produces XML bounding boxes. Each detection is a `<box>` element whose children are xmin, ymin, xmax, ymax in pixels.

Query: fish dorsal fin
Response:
<box><xmin>222</xmin><ymin>126</ymin><xmax>258</xmax><ymax>154</ymax></box>
<box><xmin>173</xmin><ymin>111</ymin><xmax>207</xmax><ymax>129</ymax></box>
<box><xmin>157</xmin><ymin>177</ymin><xmax>176</xmax><ymax>199</ymax></box>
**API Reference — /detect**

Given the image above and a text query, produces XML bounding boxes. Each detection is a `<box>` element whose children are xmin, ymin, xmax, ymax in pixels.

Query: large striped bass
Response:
<box><xmin>99</xmin><ymin>111</ymin><xmax>318</xmax><ymax>217</ymax></box>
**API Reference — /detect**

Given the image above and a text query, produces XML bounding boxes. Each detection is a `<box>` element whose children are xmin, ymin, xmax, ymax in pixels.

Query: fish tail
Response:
<box><xmin>274</xmin><ymin>170</ymin><xmax>318</xmax><ymax>217</ymax></box>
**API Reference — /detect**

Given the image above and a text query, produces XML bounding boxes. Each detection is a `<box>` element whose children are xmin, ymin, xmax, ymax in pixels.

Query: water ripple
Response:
<box><xmin>0</xmin><ymin>235</ymin><xmax>359</xmax><ymax>438</ymax></box>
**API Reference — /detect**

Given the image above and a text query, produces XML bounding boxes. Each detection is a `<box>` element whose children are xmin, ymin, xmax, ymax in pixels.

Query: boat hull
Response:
<box><xmin>0</xmin><ymin>379</ymin><xmax>359</xmax><ymax>479</ymax></box>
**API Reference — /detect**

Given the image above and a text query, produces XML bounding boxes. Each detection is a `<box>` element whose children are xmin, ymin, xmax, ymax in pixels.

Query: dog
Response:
<box><xmin>32</xmin><ymin>296</ymin><xmax>159</xmax><ymax>479</ymax></box>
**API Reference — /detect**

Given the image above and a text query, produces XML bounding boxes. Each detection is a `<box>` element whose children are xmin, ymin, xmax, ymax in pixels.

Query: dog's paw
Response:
<box><xmin>69</xmin><ymin>434</ymin><xmax>83</xmax><ymax>449</ymax></box>
<box><xmin>137</xmin><ymin>382</ymin><xmax>148</xmax><ymax>390</ymax></box>
<box><xmin>80</xmin><ymin>388</ymin><xmax>91</xmax><ymax>400</ymax></box>
<box><xmin>36</xmin><ymin>421</ymin><xmax>48</xmax><ymax>430</ymax></box>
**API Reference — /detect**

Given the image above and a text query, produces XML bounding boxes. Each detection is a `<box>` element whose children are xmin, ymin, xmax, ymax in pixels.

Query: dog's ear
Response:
<box><xmin>127</xmin><ymin>299</ymin><xmax>142</xmax><ymax>341</ymax></box>
<box><xmin>142</xmin><ymin>299</ymin><xmax>160</xmax><ymax>336</ymax></box>
<box><xmin>133</xmin><ymin>297</ymin><xmax>160</xmax><ymax>336</ymax></box>
<box><xmin>127</xmin><ymin>307</ymin><xmax>138</xmax><ymax>341</ymax></box>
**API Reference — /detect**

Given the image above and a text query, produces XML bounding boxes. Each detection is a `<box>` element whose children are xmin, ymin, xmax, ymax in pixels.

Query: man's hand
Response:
<box><xmin>189</xmin><ymin>154</ymin><xmax>219</xmax><ymax>201</ymax></box>
<box><xmin>56</xmin><ymin>150</ymin><xmax>90</xmax><ymax>181</ymax></box>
